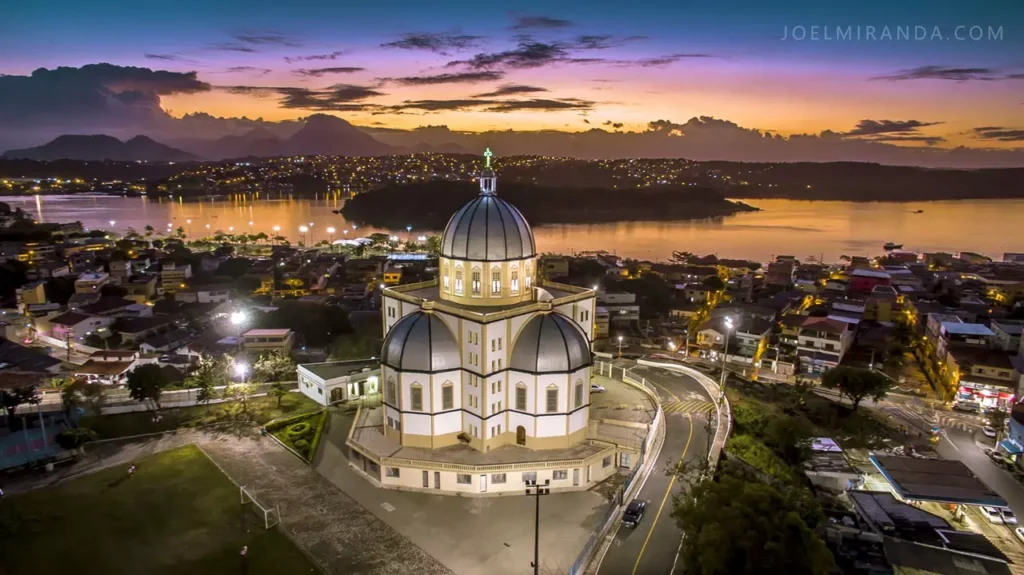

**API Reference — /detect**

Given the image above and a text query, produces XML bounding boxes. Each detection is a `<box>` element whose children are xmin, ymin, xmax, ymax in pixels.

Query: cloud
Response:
<box><xmin>231</xmin><ymin>32</ymin><xmax>303</xmax><ymax>48</ymax></box>
<box><xmin>510</xmin><ymin>15</ymin><xmax>573</xmax><ymax>30</ymax></box>
<box><xmin>583</xmin><ymin>119</ymin><xmax>590</xmax><ymax>124</ymax></box>
<box><xmin>472</xmin><ymin>84</ymin><xmax>547</xmax><ymax>97</ymax></box>
<box><xmin>865</xmin><ymin>135</ymin><xmax>946</xmax><ymax>145</ymax></box>
<box><xmin>973</xmin><ymin>126</ymin><xmax>1024</xmax><ymax>141</ymax></box>
<box><xmin>224</xmin><ymin>66</ymin><xmax>272</xmax><ymax>76</ymax></box>
<box><xmin>144</xmin><ymin>53</ymin><xmax>196</xmax><ymax>63</ymax></box>
<box><xmin>871</xmin><ymin>65</ymin><xmax>1020</xmax><ymax>81</ymax></box>
<box><xmin>227</xmin><ymin>83</ymin><xmax>384</xmax><ymax>112</ymax></box>
<box><xmin>284</xmin><ymin>51</ymin><xmax>346</xmax><ymax>64</ymax></box>
<box><xmin>381</xmin><ymin>32</ymin><xmax>483</xmax><ymax>54</ymax></box>
<box><xmin>448</xmin><ymin>40</ymin><xmax>574</xmax><ymax>70</ymax></box>
<box><xmin>603</xmin><ymin>120</ymin><xmax>624</xmax><ymax>129</ymax></box>
<box><xmin>294</xmin><ymin>67</ymin><xmax>366</xmax><ymax>77</ymax></box>
<box><xmin>844</xmin><ymin>119</ymin><xmax>942</xmax><ymax>136</ymax></box>
<box><xmin>208</xmin><ymin>43</ymin><xmax>257</xmax><ymax>53</ymax></box>
<box><xmin>386</xmin><ymin>97</ymin><xmax>593</xmax><ymax>113</ymax></box>
<box><xmin>573</xmin><ymin>35</ymin><xmax>648</xmax><ymax>50</ymax></box>
<box><xmin>626</xmin><ymin>53</ymin><xmax>712</xmax><ymax>67</ymax></box>
<box><xmin>486</xmin><ymin>98</ymin><xmax>594</xmax><ymax>112</ymax></box>
<box><xmin>387</xmin><ymin>71</ymin><xmax>505</xmax><ymax>85</ymax></box>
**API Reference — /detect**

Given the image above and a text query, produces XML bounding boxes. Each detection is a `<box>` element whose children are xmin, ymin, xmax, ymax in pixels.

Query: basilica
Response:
<box><xmin>346</xmin><ymin>150</ymin><xmax>624</xmax><ymax>495</ymax></box>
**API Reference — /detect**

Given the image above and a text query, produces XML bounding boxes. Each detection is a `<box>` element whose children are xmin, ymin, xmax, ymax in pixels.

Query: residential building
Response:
<box><xmin>848</xmin><ymin>268</ymin><xmax>891</xmax><ymax>295</ymax></box>
<box><xmin>161</xmin><ymin>263</ymin><xmax>192</xmax><ymax>292</ymax></box>
<box><xmin>15</xmin><ymin>281</ymin><xmax>47</xmax><ymax>308</ymax></box>
<box><xmin>681</xmin><ymin>283</ymin><xmax>712</xmax><ymax>303</ymax></box>
<box><xmin>174</xmin><ymin>284</ymin><xmax>233</xmax><ymax>304</ymax></box>
<box><xmin>596</xmin><ymin>292</ymin><xmax>640</xmax><ymax>324</ymax></box>
<box><xmin>114</xmin><ymin>316</ymin><xmax>175</xmax><ymax>345</ymax></box>
<box><xmin>74</xmin><ymin>272</ymin><xmax>110</xmax><ymax>294</ymax></box>
<box><xmin>109</xmin><ymin>260</ymin><xmax>132</xmax><ymax>283</ymax></box>
<box><xmin>382</xmin><ymin>264</ymin><xmax>403</xmax><ymax>285</ymax></box>
<box><xmin>541</xmin><ymin>257</ymin><xmax>569</xmax><ymax>280</ymax></box>
<box><xmin>42</xmin><ymin>311</ymin><xmax>113</xmax><ymax>341</ymax></box>
<box><xmin>26</xmin><ymin>261</ymin><xmax>70</xmax><ymax>280</ymax></box>
<box><xmin>242</xmin><ymin>328</ymin><xmax>295</xmax><ymax>357</ymax></box>
<box><xmin>765</xmin><ymin>260</ymin><xmax>795</xmax><ymax>286</ymax></box>
<box><xmin>297</xmin><ymin>360</ymin><xmax>380</xmax><ymax>405</ymax></box>
<box><xmin>696</xmin><ymin>316</ymin><xmax>771</xmax><ymax>365</ymax></box>
<box><xmin>123</xmin><ymin>275</ymin><xmax>158</xmax><ymax>303</ymax></box>
<box><xmin>0</xmin><ymin>339</ymin><xmax>63</xmax><ymax>374</ymax></box>
<box><xmin>594</xmin><ymin>307</ymin><xmax>609</xmax><ymax>338</ymax></box>
<box><xmin>946</xmin><ymin>346</ymin><xmax>1019</xmax><ymax>410</ymax></box>
<box><xmin>990</xmin><ymin>319</ymin><xmax>1024</xmax><ymax>352</ymax></box>
<box><xmin>139</xmin><ymin>328</ymin><xmax>192</xmax><ymax>353</ymax></box>
<box><xmin>75</xmin><ymin>350</ymin><xmax>139</xmax><ymax>385</ymax></box>
<box><xmin>78</xmin><ymin>297</ymin><xmax>140</xmax><ymax>317</ymax></box>
<box><xmin>796</xmin><ymin>317</ymin><xmax>854</xmax><ymax>375</ymax></box>
<box><xmin>935</xmin><ymin>322</ymin><xmax>996</xmax><ymax>361</ymax></box>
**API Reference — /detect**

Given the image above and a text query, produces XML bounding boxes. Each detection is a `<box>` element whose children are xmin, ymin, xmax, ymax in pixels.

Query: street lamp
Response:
<box><xmin>668</xmin><ymin>341</ymin><xmax>676</xmax><ymax>353</ymax></box>
<box><xmin>327</xmin><ymin>226</ymin><xmax>336</xmax><ymax>244</ymax></box>
<box><xmin>109</xmin><ymin>219</ymin><xmax>116</xmax><ymax>228</ymax></box>
<box><xmin>186</xmin><ymin>219</ymin><xmax>192</xmax><ymax>238</ymax></box>
<box><xmin>234</xmin><ymin>362</ymin><xmax>248</xmax><ymax>381</ymax></box>
<box><xmin>230</xmin><ymin>310</ymin><xmax>247</xmax><ymax>352</ymax></box>
<box><xmin>719</xmin><ymin>316</ymin><xmax>734</xmax><ymax>403</ymax></box>
<box><xmin>406</xmin><ymin>225</ymin><xmax>413</xmax><ymax>240</ymax></box>
<box><xmin>248</xmin><ymin>220</ymin><xmax>254</xmax><ymax>233</ymax></box>
<box><xmin>299</xmin><ymin>225</ymin><xmax>308</xmax><ymax>245</ymax></box>
<box><xmin>617</xmin><ymin>335</ymin><xmax>625</xmax><ymax>358</ymax></box>
<box><xmin>525</xmin><ymin>479</ymin><xmax>550</xmax><ymax>575</ymax></box>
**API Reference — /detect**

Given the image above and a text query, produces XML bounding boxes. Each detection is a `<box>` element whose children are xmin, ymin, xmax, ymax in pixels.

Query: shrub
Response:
<box><xmin>287</xmin><ymin>422</ymin><xmax>311</xmax><ymax>439</ymax></box>
<box><xmin>294</xmin><ymin>439</ymin><xmax>309</xmax><ymax>451</ymax></box>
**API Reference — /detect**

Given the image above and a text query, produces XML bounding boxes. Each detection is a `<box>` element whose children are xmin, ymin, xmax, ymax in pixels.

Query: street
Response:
<box><xmin>597</xmin><ymin>362</ymin><xmax>711</xmax><ymax>575</ymax></box>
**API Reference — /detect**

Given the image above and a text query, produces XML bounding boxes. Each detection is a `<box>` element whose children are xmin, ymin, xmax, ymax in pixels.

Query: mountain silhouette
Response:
<box><xmin>2</xmin><ymin>134</ymin><xmax>196</xmax><ymax>161</ymax></box>
<box><xmin>283</xmin><ymin>114</ymin><xmax>391</xmax><ymax>156</ymax></box>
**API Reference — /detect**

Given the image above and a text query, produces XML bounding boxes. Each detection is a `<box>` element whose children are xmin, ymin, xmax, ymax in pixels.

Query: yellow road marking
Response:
<box><xmin>631</xmin><ymin>411</ymin><xmax>694</xmax><ymax>575</ymax></box>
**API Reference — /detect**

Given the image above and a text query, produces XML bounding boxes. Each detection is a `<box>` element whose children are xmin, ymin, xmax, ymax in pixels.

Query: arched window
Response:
<box><xmin>441</xmin><ymin>382</ymin><xmax>454</xmax><ymax>410</ymax></box>
<box><xmin>471</xmin><ymin>268</ymin><xmax>481</xmax><ymax>295</ymax></box>
<box><xmin>387</xmin><ymin>377</ymin><xmax>397</xmax><ymax>405</ymax></box>
<box><xmin>455</xmin><ymin>267</ymin><xmax>464</xmax><ymax>294</ymax></box>
<box><xmin>515</xmin><ymin>383</ymin><xmax>527</xmax><ymax>411</ymax></box>
<box><xmin>525</xmin><ymin>264</ymin><xmax>532</xmax><ymax>289</ymax></box>
<box><xmin>546</xmin><ymin>384</ymin><xmax>558</xmax><ymax>413</ymax></box>
<box><xmin>443</xmin><ymin>264</ymin><xmax>450</xmax><ymax>291</ymax></box>
<box><xmin>574</xmin><ymin>379</ymin><xmax>584</xmax><ymax>408</ymax></box>
<box><xmin>491</xmin><ymin>266</ymin><xmax>501</xmax><ymax>295</ymax></box>
<box><xmin>410</xmin><ymin>383</ymin><xmax>423</xmax><ymax>411</ymax></box>
<box><xmin>510</xmin><ymin>267</ymin><xmax>519</xmax><ymax>294</ymax></box>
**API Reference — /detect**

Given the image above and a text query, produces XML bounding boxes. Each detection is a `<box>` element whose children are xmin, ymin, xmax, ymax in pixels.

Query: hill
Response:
<box><xmin>282</xmin><ymin>114</ymin><xmax>391</xmax><ymax>157</ymax></box>
<box><xmin>2</xmin><ymin>134</ymin><xmax>196</xmax><ymax>162</ymax></box>
<box><xmin>341</xmin><ymin>180</ymin><xmax>758</xmax><ymax>229</ymax></box>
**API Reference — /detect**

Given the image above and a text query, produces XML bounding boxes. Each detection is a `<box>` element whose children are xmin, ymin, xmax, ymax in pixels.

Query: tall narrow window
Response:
<box><xmin>411</xmin><ymin>385</ymin><xmax>423</xmax><ymax>411</ymax></box>
<box><xmin>546</xmin><ymin>386</ymin><xmax>558</xmax><ymax>413</ymax></box>
<box><xmin>443</xmin><ymin>273</ymin><xmax>450</xmax><ymax>290</ymax></box>
<box><xmin>472</xmin><ymin>271</ymin><xmax>481</xmax><ymax>294</ymax></box>
<box><xmin>492</xmin><ymin>269</ymin><xmax>501</xmax><ymax>294</ymax></box>
<box><xmin>511</xmin><ymin>270</ymin><xmax>519</xmax><ymax>293</ymax></box>
<box><xmin>387</xmin><ymin>377</ymin><xmax>397</xmax><ymax>405</ymax></box>
<box><xmin>442</xmin><ymin>384</ymin><xmax>454</xmax><ymax>410</ymax></box>
<box><xmin>516</xmin><ymin>384</ymin><xmax>527</xmax><ymax>411</ymax></box>
<box><xmin>525</xmin><ymin>273</ymin><xmax>532</xmax><ymax>289</ymax></box>
<box><xmin>575</xmin><ymin>381</ymin><xmax>584</xmax><ymax>408</ymax></box>
<box><xmin>455</xmin><ymin>270</ymin><xmax>463</xmax><ymax>294</ymax></box>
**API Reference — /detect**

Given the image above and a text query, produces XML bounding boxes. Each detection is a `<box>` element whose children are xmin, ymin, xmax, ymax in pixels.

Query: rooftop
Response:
<box><xmin>75</xmin><ymin>360</ymin><xmax>135</xmax><ymax>376</ymax></box>
<box><xmin>48</xmin><ymin>311</ymin><xmax>92</xmax><ymax>326</ymax></box>
<box><xmin>0</xmin><ymin>340</ymin><xmax>61</xmax><ymax>372</ymax></box>
<box><xmin>869</xmin><ymin>455</ymin><xmax>1006</xmax><ymax>506</ymax></box>
<box><xmin>299</xmin><ymin>360</ymin><xmax>380</xmax><ymax>381</ymax></box>
<box><xmin>243</xmin><ymin>328</ymin><xmax>292</xmax><ymax>337</ymax></box>
<box><xmin>941</xmin><ymin>322</ymin><xmax>995</xmax><ymax>337</ymax></box>
<box><xmin>852</xmin><ymin>269</ymin><xmax>892</xmax><ymax>279</ymax></box>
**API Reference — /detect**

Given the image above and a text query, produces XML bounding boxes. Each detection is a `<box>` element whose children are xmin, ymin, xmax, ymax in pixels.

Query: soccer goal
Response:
<box><xmin>240</xmin><ymin>485</ymin><xmax>281</xmax><ymax>529</ymax></box>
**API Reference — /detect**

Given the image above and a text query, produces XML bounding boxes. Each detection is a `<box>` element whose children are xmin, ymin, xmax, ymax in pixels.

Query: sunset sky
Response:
<box><xmin>3</xmin><ymin>0</ymin><xmax>1023</xmax><ymax>152</ymax></box>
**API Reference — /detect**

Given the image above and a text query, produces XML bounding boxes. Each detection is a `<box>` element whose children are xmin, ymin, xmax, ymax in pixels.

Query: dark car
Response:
<box><xmin>622</xmin><ymin>500</ymin><xmax>648</xmax><ymax>528</ymax></box>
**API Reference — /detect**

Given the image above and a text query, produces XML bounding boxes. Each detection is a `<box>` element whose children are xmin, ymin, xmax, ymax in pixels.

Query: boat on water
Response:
<box><xmin>913</xmin><ymin>209</ymin><xmax>924</xmax><ymax>214</ymax></box>
<box><xmin>883</xmin><ymin>242</ymin><xmax>903</xmax><ymax>251</ymax></box>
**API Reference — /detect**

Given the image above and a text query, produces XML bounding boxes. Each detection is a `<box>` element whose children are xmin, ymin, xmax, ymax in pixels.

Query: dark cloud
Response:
<box><xmin>845</xmin><ymin>119</ymin><xmax>942</xmax><ymax>137</ymax></box>
<box><xmin>208</xmin><ymin>43</ymin><xmax>257</xmax><ymax>53</ymax></box>
<box><xmin>583</xmin><ymin>119</ymin><xmax>590</xmax><ymax>124</ymax></box>
<box><xmin>603</xmin><ymin>120</ymin><xmax>624</xmax><ymax>129</ymax></box>
<box><xmin>511</xmin><ymin>15</ymin><xmax>573</xmax><ymax>30</ymax></box>
<box><xmin>224</xmin><ymin>66</ymin><xmax>272</xmax><ymax>76</ymax></box>
<box><xmin>447</xmin><ymin>40</ymin><xmax>573</xmax><ymax>70</ymax></box>
<box><xmin>573</xmin><ymin>35</ymin><xmax>648</xmax><ymax>50</ymax></box>
<box><xmin>627</xmin><ymin>53</ymin><xmax>712</xmax><ymax>67</ymax></box>
<box><xmin>472</xmin><ymin>84</ymin><xmax>547</xmax><ymax>97</ymax></box>
<box><xmin>284</xmin><ymin>51</ymin><xmax>346</xmax><ymax>64</ymax></box>
<box><xmin>865</xmin><ymin>135</ymin><xmax>946</xmax><ymax>145</ymax></box>
<box><xmin>381</xmin><ymin>32</ymin><xmax>483</xmax><ymax>54</ymax></box>
<box><xmin>227</xmin><ymin>83</ymin><xmax>384</xmax><ymax>112</ymax></box>
<box><xmin>144</xmin><ymin>53</ymin><xmax>196</xmax><ymax>63</ymax></box>
<box><xmin>231</xmin><ymin>32</ymin><xmax>303</xmax><ymax>48</ymax></box>
<box><xmin>385</xmin><ymin>97</ymin><xmax>592</xmax><ymax>113</ymax></box>
<box><xmin>294</xmin><ymin>67</ymin><xmax>366</xmax><ymax>77</ymax></box>
<box><xmin>973</xmin><ymin>126</ymin><xmax>1024</xmax><ymax>142</ymax></box>
<box><xmin>387</xmin><ymin>71</ymin><xmax>505</xmax><ymax>86</ymax></box>
<box><xmin>872</xmin><ymin>66</ymin><xmax>1020</xmax><ymax>81</ymax></box>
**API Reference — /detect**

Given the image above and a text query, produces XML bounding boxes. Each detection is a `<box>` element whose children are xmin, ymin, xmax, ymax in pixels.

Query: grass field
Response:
<box><xmin>80</xmin><ymin>392</ymin><xmax>321</xmax><ymax>440</ymax></box>
<box><xmin>0</xmin><ymin>444</ymin><xmax>320</xmax><ymax>575</ymax></box>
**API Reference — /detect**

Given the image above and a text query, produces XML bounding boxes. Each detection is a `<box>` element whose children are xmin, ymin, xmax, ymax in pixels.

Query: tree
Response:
<box><xmin>56</xmin><ymin>427</ymin><xmax>97</xmax><ymax>451</ymax></box>
<box><xmin>126</xmin><ymin>364</ymin><xmax>170</xmax><ymax>412</ymax></box>
<box><xmin>187</xmin><ymin>354</ymin><xmax>227</xmax><ymax>411</ymax></box>
<box><xmin>821</xmin><ymin>366</ymin><xmax>891</xmax><ymax>412</ymax></box>
<box><xmin>329</xmin><ymin>334</ymin><xmax>381</xmax><ymax>361</ymax></box>
<box><xmin>270</xmin><ymin>382</ymin><xmax>289</xmax><ymax>408</ymax></box>
<box><xmin>425</xmin><ymin>235</ymin><xmax>442</xmax><ymax>256</ymax></box>
<box><xmin>987</xmin><ymin>409</ymin><xmax>1009</xmax><ymax>443</ymax></box>
<box><xmin>702</xmin><ymin>275</ymin><xmax>726</xmax><ymax>291</ymax></box>
<box><xmin>763</xmin><ymin>414</ymin><xmax>814</xmax><ymax>466</ymax></box>
<box><xmin>226</xmin><ymin>382</ymin><xmax>256</xmax><ymax>415</ymax></box>
<box><xmin>673</xmin><ymin>473</ymin><xmax>834</xmax><ymax>575</ymax></box>
<box><xmin>1</xmin><ymin>385</ymin><xmax>38</xmax><ymax>426</ymax></box>
<box><xmin>253</xmin><ymin>352</ymin><xmax>295</xmax><ymax>383</ymax></box>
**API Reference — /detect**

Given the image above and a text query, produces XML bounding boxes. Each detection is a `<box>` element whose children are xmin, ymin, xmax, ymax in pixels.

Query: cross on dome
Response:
<box><xmin>483</xmin><ymin>147</ymin><xmax>493</xmax><ymax>168</ymax></box>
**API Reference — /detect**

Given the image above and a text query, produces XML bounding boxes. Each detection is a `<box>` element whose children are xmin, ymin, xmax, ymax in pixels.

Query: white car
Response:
<box><xmin>1001</xmin><ymin>508</ymin><xmax>1018</xmax><ymax>525</ymax></box>
<box><xmin>1014</xmin><ymin>527</ymin><xmax>1024</xmax><ymax>545</ymax></box>
<box><xmin>981</xmin><ymin>506</ymin><xmax>1004</xmax><ymax>524</ymax></box>
<box><xmin>982</xmin><ymin>426</ymin><xmax>998</xmax><ymax>438</ymax></box>
<box><xmin>591</xmin><ymin>383</ymin><xmax>606</xmax><ymax>393</ymax></box>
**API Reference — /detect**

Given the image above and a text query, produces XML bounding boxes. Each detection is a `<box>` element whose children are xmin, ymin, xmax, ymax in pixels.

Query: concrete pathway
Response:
<box><xmin>315</xmin><ymin>410</ymin><xmax>611</xmax><ymax>575</ymax></box>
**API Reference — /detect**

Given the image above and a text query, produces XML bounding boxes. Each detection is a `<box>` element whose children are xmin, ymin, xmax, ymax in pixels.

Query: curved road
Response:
<box><xmin>597</xmin><ymin>361</ymin><xmax>712</xmax><ymax>575</ymax></box>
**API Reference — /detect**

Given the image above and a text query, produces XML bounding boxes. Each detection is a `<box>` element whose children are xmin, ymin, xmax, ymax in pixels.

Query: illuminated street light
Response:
<box><xmin>617</xmin><ymin>335</ymin><xmax>625</xmax><ymax>358</ymax></box>
<box><xmin>109</xmin><ymin>220</ymin><xmax>116</xmax><ymax>227</ymax></box>
<box><xmin>234</xmin><ymin>362</ymin><xmax>248</xmax><ymax>380</ymax></box>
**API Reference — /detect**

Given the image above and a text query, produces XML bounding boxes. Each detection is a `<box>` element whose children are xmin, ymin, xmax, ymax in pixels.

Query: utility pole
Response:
<box><xmin>64</xmin><ymin>329</ymin><xmax>73</xmax><ymax>362</ymax></box>
<box><xmin>526</xmin><ymin>479</ymin><xmax>550</xmax><ymax>575</ymax></box>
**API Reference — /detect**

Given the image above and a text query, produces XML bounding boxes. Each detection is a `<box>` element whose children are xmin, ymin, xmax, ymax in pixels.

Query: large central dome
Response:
<box><xmin>440</xmin><ymin>194</ymin><xmax>535</xmax><ymax>261</ymax></box>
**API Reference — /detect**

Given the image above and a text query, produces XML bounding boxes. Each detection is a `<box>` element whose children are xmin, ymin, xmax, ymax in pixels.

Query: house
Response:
<box><xmin>67</xmin><ymin>292</ymin><xmax>102</xmax><ymax>310</ymax></box>
<box><xmin>596</xmin><ymin>292</ymin><xmax>640</xmax><ymax>324</ymax></box>
<box><xmin>990</xmin><ymin>319</ymin><xmax>1024</xmax><ymax>352</ymax></box>
<box><xmin>297</xmin><ymin>360</ymin><xmax>381</xmax><ymax>405</ymax></box>
<box><xmin>77</xmin><ymin>297</ymin><xmax>140</xmax><ymax>317</ymax></box>
<box><xmin>696</xmin><ymin>316</ymin><xmax>772</xmax><ymax>365</ymax></box>
<box><xmin>109</xmin><ymin>260</ymin><xmax>132</xmax><ymax>283</ymax></box>
<box><xmin>0</xmin><ymin>339</ymin><xmax>63</xmax><ymax>373</ymax></box>
<box><xmin>26</xmin><ymin>261</ymin><xmax>70</xmax><ymax>280</ymax></box>
<box><xmin>175</xmin><ymin>284</ymin><xmax>233</xmax><ymax>304</ymax></box>
<box><xmin>242</xmin><ymin>328</ymin><xmax>295</xmax><ymax>357</ymax></box>
<box><xmin>15</xmin><ymin>281</ymin><xmax>47</xmax><ymax>308</ymax></box>
<box><xmin>161</xmin><ymin>263</ymin><xmax>192</xmax><ymax>292</ymax></box>
<box><xmin>946</xmin><ymin>346</ymin><xmax>1019</xmax><ymax>410</ymax></box>
<box><xmin>42</xmin><ymin>311</ymin><xmax>113</xmax><ymax>341</ymax></box>
<box><xmin>123</xmin><ymin>275</ymin><xmax>158</xmax><ymax>303</ymax></box>
<box><xmin>803</xmin><ymin>438</ymin><xmax>861</xmax><ymax>492</ymax></box>
<box><xmin>681</xmin><ymin>283</ymin><xmax>712</xmax><ymax>303</ymax></box>
<box><xmin>74</xmin><ymin>272</ymin><xmax>111</xmax><ymax>294</ymax></box>
<box><xmin>594</xmin><ymin>307</ymin><xmax>609</xmax><ymax>339</ymax></box>
<box><xmin>765</xmin><ymin>260</ymin><xmax>795</xmax><ymax>286</ymax></box>
<box><xmin>779</xmin><ymin>314</ymin><xmax>806</xmax><ymax>349</ymax></box>
<box><xmin>935</xmin><ymin>322</ymin><xmax>995</xmax><ymax>361</ymax></box>
<box><xmin>75</xmin><ymin>350</ymin><xmax>139</xmax><ymax>385</ymax></box>
<box><xmin>797</xmin><ymin>317</ymin><xmax>854</xmax><ymax>375</ymax></box>
<box><xmin>541</xmin><ymin>257</ymin><xmax>569</xmax><ymax>280</ymax></box>
<box><xmin>139</xmin><ymin>328</ymin><xmax>192</xmax><ymax>353</ymax></box>
<box><xmin>114</xmin><ymin>316</ymin><xmax>175</xmax><ymax>344</ymax></box>
<box><xmin>669</xmin><ymin>301</ymin><xmax>701</xmax><ymax>321</ymax></box>
<box><xmin>848</xmin><ymin>269</ymin><xmax>892</xmax><ymax>295</ymax></box>
<box><xmin>863</xmin><ymin>288</ymin><xmax>902</xmax><ymax>323</ymax></box>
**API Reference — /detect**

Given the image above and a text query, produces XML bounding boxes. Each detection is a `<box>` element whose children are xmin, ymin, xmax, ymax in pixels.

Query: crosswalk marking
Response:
<box><xmin>661</xmin><ymin>399</ymin><xmax>714</xmax><ymax>415</ymax></box>
<box><xmin>878</xmin><ymin>406</ymin><xmax>975</xmax><ymax>432</ymax></box>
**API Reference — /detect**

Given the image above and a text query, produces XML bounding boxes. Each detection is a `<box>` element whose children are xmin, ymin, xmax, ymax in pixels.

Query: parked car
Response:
<box><xmin>1000</xmin><ymin>508</ymin><xmax>1018</xmax><ymax>525</ymax></box>
<box><xmin>954</xmin><ymin>401</ymin><xmax>981</xmax><ymax>413</ymax></box>
<box><xmin>622</xmin><ymin>499</ymin><xmax>648</xmax><ymax>528</ymax></box>
<box><xmin>983</xmin><ymin>426</ymin><xmax>998</xmax><ymax>438</ymax></box>
<box><xmin>981</xmin><ymin>506</ymin><xmax>1004</xmax><ymax>524</ymax></box>
<box><xmin>1014</xmin><ymin>527</ymin><xmax>1024</xmax><ymax>544</ymax></box>
<box><xmin>591</xmin><ymin>383</ymin><xmax>606</xmax><ymax>393</ymax></box>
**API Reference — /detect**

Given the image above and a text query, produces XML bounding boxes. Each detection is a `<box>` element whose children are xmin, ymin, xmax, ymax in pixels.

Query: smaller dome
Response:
<box><xmin>381</xmin><ymin>312</ymin><xmax>460</xmax><ymax>373</ymax></box>
<box><xmin>510</xmin><ymin>314</ymin><xmax>592</xmax><ymax>373</ymax></box>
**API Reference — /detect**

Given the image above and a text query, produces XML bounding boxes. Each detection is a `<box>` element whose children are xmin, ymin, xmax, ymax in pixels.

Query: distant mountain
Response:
<box><xmin>2</xmin><ymin>134</ymin><xmax>196</xmax><ymax>162</ymax></box>
<box><xmin>283</xmin><ymin>114</ymin><xmax>392</xmax><ymax>157</ymax></box>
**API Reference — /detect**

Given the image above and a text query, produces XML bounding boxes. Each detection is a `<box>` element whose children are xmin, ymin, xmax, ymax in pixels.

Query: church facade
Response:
<box><xmin>346</xmin><ymin>150</ymin><xmax>622</xmax><ymax>495</ymax></box>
